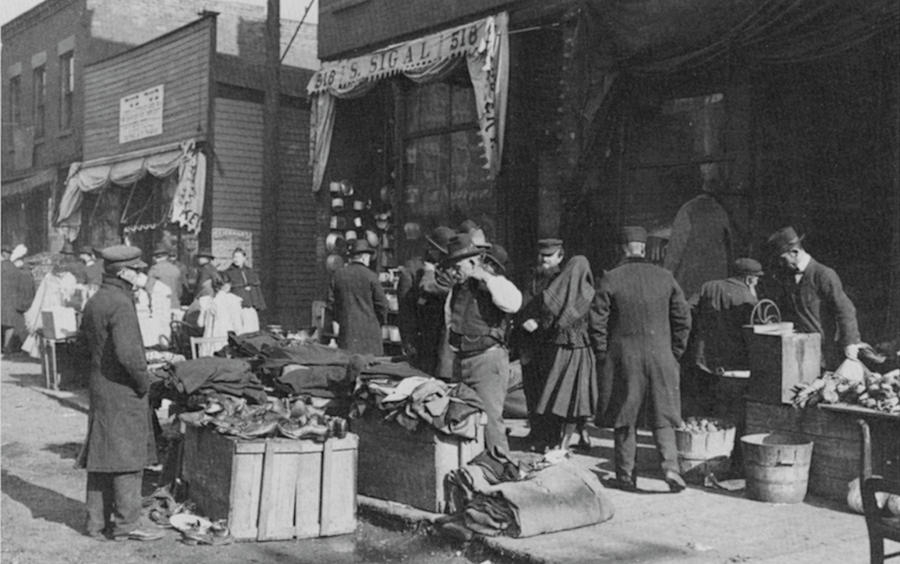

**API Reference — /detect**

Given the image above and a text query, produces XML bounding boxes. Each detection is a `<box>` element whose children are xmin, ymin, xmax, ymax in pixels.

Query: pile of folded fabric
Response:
<box><xmin>353</xmin><ymin>375</ymin><xmax>484</xmax><ymax>440</ymax></box>
<box><xmin>443</xmin><ymin>450</ymin><xmax>615</xmax><ymax>538</ymax></box>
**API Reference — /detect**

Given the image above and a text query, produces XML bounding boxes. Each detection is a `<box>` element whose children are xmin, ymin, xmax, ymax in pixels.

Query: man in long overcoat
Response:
<box><xmin>79</xmin><ymin>245</ymin><xmax>160</xmax><ymax>541</ymax></box>
<box><xmin>596</xmin><ymin>226</ymin><xmax>692</xmax><ymax>492</ymax></box>
<box><xmin>2</xmin><ymin>245</ymin><xmax>33</xmax><ymax>354</ymax></box>
<box><xmin>328</xmin><ymin>239</ymin><xmax>388</xmax><ymax>355</ymax></box>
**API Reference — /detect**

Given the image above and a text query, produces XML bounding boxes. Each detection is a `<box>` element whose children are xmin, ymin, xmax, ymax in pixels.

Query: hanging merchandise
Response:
<box><xmin>345</xmin><ymin>230</ymin><xmax>357</xmax><ymax>241</ymax></box>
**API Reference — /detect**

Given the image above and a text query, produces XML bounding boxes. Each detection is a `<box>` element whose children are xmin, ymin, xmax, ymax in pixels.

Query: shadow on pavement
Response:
<box><xmin>43</xmin><ymin>442</ymin><xmax>82</xmax><ymax>461</ymax></box>
<box><xmin>1</xmin><ymin>468</ymin><xmax>84</xmax><ymax>533</ymax></box>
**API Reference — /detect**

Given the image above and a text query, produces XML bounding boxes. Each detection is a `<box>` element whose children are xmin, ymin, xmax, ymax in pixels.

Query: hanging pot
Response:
<box><xmin>325</xmin><ymin>232</ymin><xmax>345</xmax><ymax>252</ymax></box>
<box><xmin>365</xmin><ymin>230</ymin><xmax>380</xmax><ymax>247</ymax></box>
<box><xmin>329</xmin><ymin>216</ymin><xmax>339</xmax><ymax>229</ymax></box>
<box><xmin>329</xmin><ymin>181</ymin><xmax>342</xmax><ymax>194</ymax></box>
<box><xmin>345</xmin><ymin>230</ymin><xmax>358</xmax><ymax>241</ymax></box>
<box><xmin>352</xmin><ymin>199</ymin><xmax>366</xmax><ymax>211</ymax></box>
<box><xmin>353</xmin><ymin>216</ymin><xmax>363</xmax><ymax>228</ymax></box>
<box><xmin>340</xmin><ymin>181</ymin><xmax>354</xmax><ymax>197</ymax></box>
<box><xmin>331</xmin><ymin>197</ymin><xmax>345</xmax><ymax>212</ymax></box>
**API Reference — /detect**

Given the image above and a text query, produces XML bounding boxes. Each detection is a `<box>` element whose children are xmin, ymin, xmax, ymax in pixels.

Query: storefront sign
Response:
<box><xmin>309</xmin><ymin>17</ymin><xmax>494</xmax><ymax>95</ymax></box>
<box><xmin>212</xmin><ymin>228</ymin><xmax>253</xmax><ymax>270</ymax></box>
<box><xmin>119</xmin><ymin>85</ymin><xmax>164</xmax><ymax>144</ymax></box>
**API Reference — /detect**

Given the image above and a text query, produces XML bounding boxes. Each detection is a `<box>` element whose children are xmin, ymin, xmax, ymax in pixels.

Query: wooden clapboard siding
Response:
<box><xmin>212</xmin><ymin>97</ymin><xmax>263</xmax><ymax>264</ymax></box>
<box><xmin>82</xmin><ymin>17</ymin><xmax>213</xmax><ymax>160</ymax></box>
<box><xmin>276</xmin><ymin>104</ymin><xmax>320</xmax><ymax>328</ymax></box>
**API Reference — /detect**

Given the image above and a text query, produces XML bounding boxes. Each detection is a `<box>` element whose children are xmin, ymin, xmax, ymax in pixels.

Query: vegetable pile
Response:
<box><xmin>678</xmin><ymin>416</ymin><xmax>733</xmax><ymax>433</ymax></box>
<box><xmin>791</xmin><ymin>363</ymin><xmax>900</xmax><ymax>414</ymax></box>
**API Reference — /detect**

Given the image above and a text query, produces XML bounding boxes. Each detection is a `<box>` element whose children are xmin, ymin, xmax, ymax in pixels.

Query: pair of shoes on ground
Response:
<box><xmin>113</xmin><ymin>529</ymin><xmax>165</xmax><ymax>542</ymax></box>
<box><xmin>611</xmin><ymin>470</ymin><xmax>686</xmax><ymax>493</ymax></box>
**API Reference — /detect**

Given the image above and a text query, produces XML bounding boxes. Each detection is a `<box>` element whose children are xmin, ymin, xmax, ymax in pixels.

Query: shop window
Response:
<box><xmin>402</xmin><ymin>76</ymin><xmax>493</xmax><ymax>235</ymax></box>
<box><xmin>32</xmin><ymin>65</ymin><xmax>46</xmax><ymax>138</ymax></box>
<box><xmin>9</xmin><ymin>75</ymin><xmax>22</xmax><ymax>125</ymax></box>
<box><xmin>59</xmin><ymin>51</ymin><xmax>74</xmax><ymax>131</ymax></box>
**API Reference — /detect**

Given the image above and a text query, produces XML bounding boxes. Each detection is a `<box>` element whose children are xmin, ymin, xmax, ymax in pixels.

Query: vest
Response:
<box><xmin>449</xmin><ymin>279</ymin><xmax>506</xmax><ymax>352</ymax></box>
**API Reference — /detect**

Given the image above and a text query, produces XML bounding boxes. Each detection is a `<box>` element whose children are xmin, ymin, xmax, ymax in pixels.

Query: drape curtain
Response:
<box><xmin>57</xmin><ymin>140</ymin><xmax>205</xmax><ymax>237</ymax></box>
<box><xmin>307</xmin><ymin>12</ymin><xmax>510</xmax><ymax>192</ymax></box>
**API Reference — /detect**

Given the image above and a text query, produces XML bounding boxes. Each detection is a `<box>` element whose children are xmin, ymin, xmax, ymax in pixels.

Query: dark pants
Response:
<box><xmin>85</xmin><ymin>471</ymin><xmax>143</xmax><ymax>536</ymax></box>
<box><xmin>454</xmin><ymin>346</ymin><xmax>510</xmax><ymax>453</ymax></box>
<box><xmin>614</xmin><ymin>425</ymin><xmax>679</xmax><ymax>478</ymax></box>
<box><xmin>522</xmin><ymin>346</ymin><xmax>560</xmax><ymax>444</ymax></box>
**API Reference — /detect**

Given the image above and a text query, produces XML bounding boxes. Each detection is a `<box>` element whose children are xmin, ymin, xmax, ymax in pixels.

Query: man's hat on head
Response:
<box><xmin>196</xmin><ymin>248</ymin><xmax>215</xmax><ymax>259</ymax></box>
<box><xmin>485</xmin><ymin>243</ymin><xmax>509</xmax><ymax>274</ymax></box>
<box><xmin>458</xmin><ymin>220</ymin><xmax>490</xmax><ymax>249</ymax></box>
<box><xmin>426</xmin><ymin>226</ymin><xmax>455</xmax><ymax>256</ymax></box>
<box><xmin>77</xmin><ymin>245</ymin><xmax>96</xmax><ymax>256</ymax></box>
<box><xmin>621</xmin><ymin>226</ymin><xmax>647</xmax><ymax>244</ymax></box>
<box><xmin>537</xmin><ymin>238</ymin><xmax>563</xmax><ymax>256</ymax></box>
<box><xmin>440</xmin><ymin>233</ymin><xmax>483</xmax><ymax>267</ymax></box>
<box><xmin>152</xmin><ymin>243</ymin><xmax>172</xmax><ymax>257</ymax></box>
<box><xmin>733</xmin><ymin>258</ymin><xmax>763</xmax><ymax>277</ymax></box>
<box><xmin>767</xmin><ymin>226</ymin><xmax>804</xmax><ymax>255</ymax></box>
<box><xmin>347</xmin><ymin>239</ymin><xmax>375</xmax><ymax>256</ymax></box>
<box><xmin>100</xmin><ymin>245</ymin><xmax>146</xmax><ymax>270</ymax></box>
<box><xmin>59</xmin><ymin>241</ymin><xmax>78</xmax><ymax>255</ymax></box>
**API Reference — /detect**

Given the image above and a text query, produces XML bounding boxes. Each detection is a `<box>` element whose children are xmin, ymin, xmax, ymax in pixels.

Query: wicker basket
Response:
<box><xmin>675</xmin><ymin>418</ymin><xmax>736</xmax><ymax>483</ymax></box>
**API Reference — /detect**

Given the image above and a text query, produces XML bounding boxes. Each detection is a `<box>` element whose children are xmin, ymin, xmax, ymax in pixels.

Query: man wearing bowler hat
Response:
<box><xmin>79</xmin><ymin>245</ymin><xmax>160</xmax><ymax>541</ymax></box>
<box><xmin>596</xmin><ymin>226</ymin><xmax>691</xmax><ymax>492</ymax></box>
<box><xmin>193</xmin><ymin>248</ymin><xmax>220</xmax><ymax>300</ymax></box>
<box><xmin>443</xmin><ymin>233</ymin><xmax>522</xmax><ymax>452</ymax></box>
<box><xmin>328</xmin><ymin>239</ymin><xmax>388</xmax><ymax>355</ymax></box>
<box><xmin>685</xmin><ymin>258</ymin><xmax>763</xmax><ymax>417</ymax></box>
<box><xmin>148</xmin><ymin>244</ymin><xmax>183</xmax><ymax>308</ymax></box>
<box><xmin>766</xmin><ymin>226</ymin><xmax>861</xmax><ymax>368</ymax></box>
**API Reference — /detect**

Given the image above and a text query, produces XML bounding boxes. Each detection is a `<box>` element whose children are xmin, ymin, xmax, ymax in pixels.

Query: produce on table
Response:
<box><xmin>677</xmin><ymin>416</ymin><xmax>733</xmax><ymax>433</ymax></box>
<box><xmin>791</xmin><ymin>366</ymin><xmax>900</xmax><ymax>414</ymax></box>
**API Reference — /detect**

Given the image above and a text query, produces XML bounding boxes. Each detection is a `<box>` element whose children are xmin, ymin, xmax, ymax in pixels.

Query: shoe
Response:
<box><xmin>611</xmin><ymin>474</ymin><xmax>637</xmax><ymax>492</ymax></box>
<box><xmin>114</xmin><ymin>529</ymin><xmax>165</xmax><ymax>542</ymax></box>
<box><xmin>85</xmin><ymin>530</ymin><xmax>109</xmax><ymax>541</ymax></box>
<box><xmin>665</xmin><ymin>470</ymin><xmax>687</xmax><ymax>493</ymax></box>
<box><xmin>575</xmin><ymin>429</ymin><xmax>592</xmax><ymax>450</ymax></box>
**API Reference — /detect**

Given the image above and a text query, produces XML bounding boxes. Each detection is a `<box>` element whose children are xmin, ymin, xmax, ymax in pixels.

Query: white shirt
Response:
<box><xmin>794</xmin><ymin>252</ymin><xmax>812</xmax><ymax>284</ymax></box>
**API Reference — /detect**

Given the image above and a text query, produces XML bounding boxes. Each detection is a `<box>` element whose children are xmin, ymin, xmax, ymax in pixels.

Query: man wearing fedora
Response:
<box><xmin>148</xmin><ymin>244</ymin><xmax>183</xmax><ymax>309</ymax></box>
<box><xmin>766</xmin><ymin>226</ymin><xmax>861</xmax><ymax>368</ymax></box>
<box><xmin>79</xmin><ymin>245</ymin><xmax>160</xmax><ymax>541</ymax></box>
<box><xmin>596</xmin><ymin>226</ymin><xmax>691</xmax><ymax>492</ymax></box>
<box><xmin>329</xmin><ymin>239</ymin><xmax>389</xmax><ymax>355</ymax></box>
<box><xmin>442</xmin><ymin>233</ymin><xmax>522</xmax><ymax>452</ymax></box>
<box><xmin>685</xmin><ymin>258</ymin><xmax>763</xmax><ymax>417</ymax></box>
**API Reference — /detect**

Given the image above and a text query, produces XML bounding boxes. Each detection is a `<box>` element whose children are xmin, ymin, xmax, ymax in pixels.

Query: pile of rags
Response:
<box><xmin>444</xmin><ymin>449</ymin><xmax>614</xmax><ymax>538</ymax></box>
<box><xmin>154</xmin><ymin>357</ymin><xmax>267</xmax><ymax>406</ymax></box>
<box><xmin>355</xmin><ymin>376</ymin><xmax>484</xmax><ymax>440</ymax></box>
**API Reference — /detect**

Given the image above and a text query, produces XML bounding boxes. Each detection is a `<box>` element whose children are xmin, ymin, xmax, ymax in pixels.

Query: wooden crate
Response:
<box><xmin>747</xmin><ymin>331</ymin><xmax>821</xmax><ymax>404</ymax></box>
<box><xmin>352</xmin><ymin>409</ymin><xmax>484</xmax><ymax>513</ymax></box>
<box><xmin>181</xmin><ymin>426</ymin><xmax>358</xmax><ymax>541</ymax></box>
<box><xmin>745</xmin><ymin>400</ymin><xmax>900</xmax><ymax>500</ymax></box>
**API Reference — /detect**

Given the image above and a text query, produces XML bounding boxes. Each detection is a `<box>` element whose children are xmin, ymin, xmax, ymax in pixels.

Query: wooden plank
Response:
<box><xmin>228</xmin><ymin>448</ymin><xmax>264</xmax><ymax>540</ymax></box>
<box><xmin>295</xmin><ymin>445</ymin><xmax>324</xmax><ymax>539</ymax></box>
<box><xmin>320</xmin><ymin>437</ymin><xmax>358</xmax><ymax>536</ymax></box>
<box><xmin>257</xmin><ymin>444</ymin><xmax>300</xmax><ymax>541</ymax></box>
<box><xmin>318</xmin><ymin>439</ymin><xmax>335</xmax><ymax>535</ymax></box>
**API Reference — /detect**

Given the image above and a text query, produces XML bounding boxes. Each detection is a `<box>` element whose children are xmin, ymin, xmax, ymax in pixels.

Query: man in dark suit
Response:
<box><xmin>328</xmin><ymin>239</ymin><xmax>388</xmax><ymax>355</ymax></box>
<box><xmin>193</xmin><ymin>248</ymin><xmax>220</xmax><ymax>299</ymax></box>
<box><xmin>766</xmin><ymin>226</ymin><xmax>861</xmax><ymax>369</ymax></box>
<box><xmin>596</xmin><ymin>226</ymin><xmax>692</xmax><ymax>492</ymax></box>
<box><xmin>80</xmin><ymin>245</ymin><xmax>160</xmax><ymax>541</ymax></box>
<box><xmin>148</xmin><ymin>244</ymin><xmax>184</xmax><ymax>308</ymax></box>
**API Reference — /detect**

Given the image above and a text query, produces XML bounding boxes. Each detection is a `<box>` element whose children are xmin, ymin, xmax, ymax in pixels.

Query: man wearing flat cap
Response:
<box><xmin>596</xmin><ymin>226</ymin><xmax>692</xmax><ymax>492</ymax></box>
<box><xmin>443</xmin><ymin>233</ymin><xmax>522</xmax><ymax>452</ymax></box>
<box><xmin>328</xmin><ymin>239</ymin><xmax>388</xmax><ymax>355</ymax></box>
<box><xmin>79</xmin><ymin>245</ymin><xmax>160</xmax><ymax>541</ymax></box>
<box><xmin>685</xmin><ymin>258</ymin><xmax>763</xmax><ymax>417</ymax></box>
<box><xmin>766</xmin><ymin>226</ymin><xmax>861</xmax><ymax>368</ymax></box>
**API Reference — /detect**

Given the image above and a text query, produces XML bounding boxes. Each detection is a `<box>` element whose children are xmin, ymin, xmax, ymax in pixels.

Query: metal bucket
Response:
<box><xmin>741</xmin><ymin>433</ymin><xmax>814</xmax><ymax>503</ymax></box>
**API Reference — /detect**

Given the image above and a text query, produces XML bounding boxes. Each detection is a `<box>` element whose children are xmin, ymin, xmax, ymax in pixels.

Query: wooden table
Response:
<box><xmin>39</xmin><ymin>333</ymin><xmax>81</xmax><ymax>390</ymax></box>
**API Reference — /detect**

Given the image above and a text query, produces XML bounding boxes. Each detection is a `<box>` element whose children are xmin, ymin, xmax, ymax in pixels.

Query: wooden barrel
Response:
<box><xmin>675</xmin><ymin>421</ymin><xmax>736</xmax><ymax>483</ymax></box>
<box><xmin>741</xmin><ymin>433</ymin><xmax>814</xmax><ymax>503</ymax></box>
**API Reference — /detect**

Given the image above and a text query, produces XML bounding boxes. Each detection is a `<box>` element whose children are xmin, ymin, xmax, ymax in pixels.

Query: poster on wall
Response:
<box><xmin>119</xmin><ymin>84</ymin><xmax>164</xmax><ymax>144</ymax></box>
<box><xmin>211</xmin><ymin>227</ymin><xmax>252</xmax><ymax>270</ymax></box>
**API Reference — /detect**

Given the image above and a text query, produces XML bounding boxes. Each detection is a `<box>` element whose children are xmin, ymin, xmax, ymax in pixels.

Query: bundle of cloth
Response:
<box><xmin>444</xmin><ymin>449</ymin><xmax>614</xmax><ymax>538</ymax></box>
<box><xmin>152</xmin><ymin>357</ymin><xmax>267</xmax><ymax>405</ymax></box>
<box><xmin>353</xmin><ymin>375</ymin><xmax>485</xmax><ymax>440</ymax></box>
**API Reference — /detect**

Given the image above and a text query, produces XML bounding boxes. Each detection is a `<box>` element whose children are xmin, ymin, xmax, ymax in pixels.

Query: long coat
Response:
<box><xmin>596</xmin><ymin>258</ymin><xmax>692</xmax><ymax>429</ymax></box>
<box><xmin>2</xmin><ymin>260</ymin><xmax>33</xmax><ymax>331</ymax></box>
<box><xmin>79</xmin><ymin>276</ymin><xmax>156</xmax><ymax>472</ymax></box>
<box><xmin>663</xmin><ymin>194</ymin><xmax>733</xmax><ymax>301</ymax></box>
<box><xmin>328</xmin><ymin>261</ymin><xmax>388</xmax><ymax>355</ymax></box>
<box><xmin>690</xmin><ymin>277</ymin><xmax>758</xmax><ymax>373</ymax></box>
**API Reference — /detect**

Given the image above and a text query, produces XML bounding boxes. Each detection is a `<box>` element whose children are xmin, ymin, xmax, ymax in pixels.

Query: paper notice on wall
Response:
<box><xmin>211</xmin><ymin>228</ymin><xmax>253</xmax><ymax>270</ymax></box>
<box><xmin>119</xmin><ymin>85</ymin><xmax>164</xmax><ymax>144</ymax></box>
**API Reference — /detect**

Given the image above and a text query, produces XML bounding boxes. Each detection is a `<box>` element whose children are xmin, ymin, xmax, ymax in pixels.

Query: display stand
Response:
<box><xmin>40</xmin><ymin>333</ymin><xmax>82</xmax><ymax>390</ymax></box>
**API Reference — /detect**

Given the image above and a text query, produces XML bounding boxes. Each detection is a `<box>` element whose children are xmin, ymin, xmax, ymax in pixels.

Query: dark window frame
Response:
<box><xmin>9</xmin><ymin>75</ymin><xmax>22</xmax><ymax>126</ymax></box>
<box><xmin>32</xmin><ymin>65</ymin><xmax>46</xmax><ymax>138</ymax></box>
<box><xmin>59</xmin><ymin>51</ymin><xmax>74</xmax><ymax>131</ymax></box>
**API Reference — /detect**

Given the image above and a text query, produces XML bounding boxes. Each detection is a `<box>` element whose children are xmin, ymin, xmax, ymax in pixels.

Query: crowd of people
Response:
<box><xmin>0</xmin><ymin>207</ymin><xmax>865</xmax><ymax>540</ymax></box>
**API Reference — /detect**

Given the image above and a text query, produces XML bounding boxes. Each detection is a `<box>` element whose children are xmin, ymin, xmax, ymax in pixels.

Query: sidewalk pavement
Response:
<box><xmin>21</xmin><ymin>365</ymin><xmax>873</xmax><ymax>564</ymax></box>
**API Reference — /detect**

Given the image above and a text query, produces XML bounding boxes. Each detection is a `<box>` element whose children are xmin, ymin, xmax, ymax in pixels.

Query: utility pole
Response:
<box><xmin>262</xmin><ymin>0</ymin><xmax>281</xmax><ymax>323</ymax></box>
